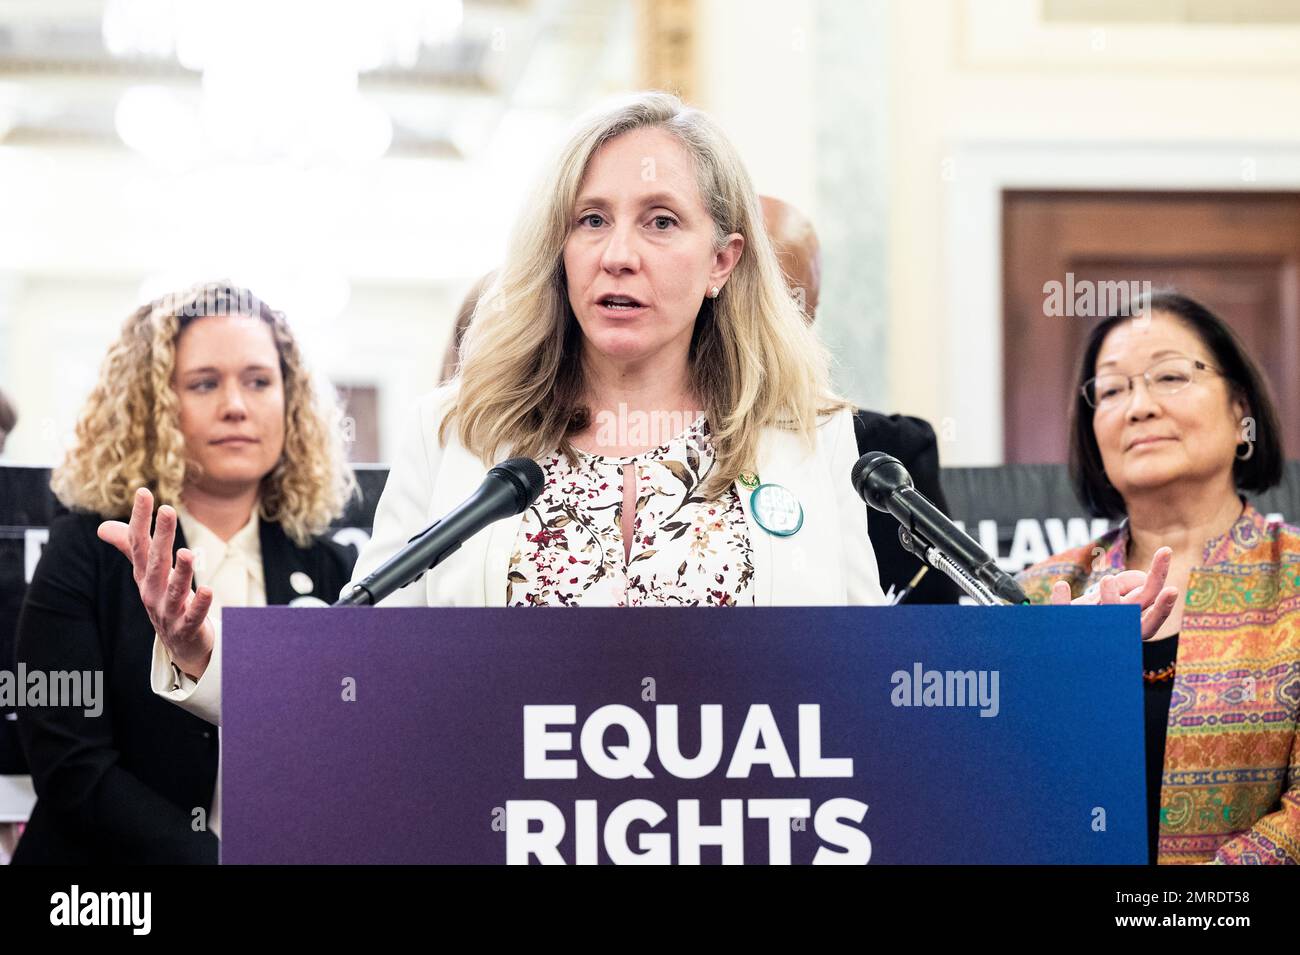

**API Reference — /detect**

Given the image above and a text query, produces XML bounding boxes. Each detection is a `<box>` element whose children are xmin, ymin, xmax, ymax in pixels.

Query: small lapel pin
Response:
<box><xmin>750</xmin><ymin>483</ymin><xmax>804</xmax><ymax>537</ymax></box>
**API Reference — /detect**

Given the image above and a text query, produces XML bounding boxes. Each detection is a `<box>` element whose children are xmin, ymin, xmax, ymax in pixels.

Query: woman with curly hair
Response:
<box><xmin>13</xmin><ymin>283</ymin><xmax>356</xmax><ymax>863</ymax></box>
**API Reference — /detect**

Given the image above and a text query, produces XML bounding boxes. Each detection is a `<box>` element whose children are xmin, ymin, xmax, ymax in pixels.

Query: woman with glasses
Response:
<box><xmin>1018</xmin><ymin>291</ymin><xmax>1299</xmax><ymax>865</ymax></box>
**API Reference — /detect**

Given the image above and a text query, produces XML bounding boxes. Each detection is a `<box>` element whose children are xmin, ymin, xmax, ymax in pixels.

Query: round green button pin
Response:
<box><xmin>750</xmin><ymin>483</ymin><xmax>803</xmax><ymax>537</ymax></box>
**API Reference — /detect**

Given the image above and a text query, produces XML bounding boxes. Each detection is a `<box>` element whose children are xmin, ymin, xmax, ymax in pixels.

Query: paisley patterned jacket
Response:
<box><xmin>1018</xmin><ymin>503</ymin><xmax>1300</xmax><ymax>864</ymax></box>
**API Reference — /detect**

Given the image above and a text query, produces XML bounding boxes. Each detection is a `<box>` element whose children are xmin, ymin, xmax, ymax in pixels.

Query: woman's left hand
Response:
<box><xmin>1049</xmin><ymin>546</ymin><xmax>1178</xmax><ymax>640</ymax></box>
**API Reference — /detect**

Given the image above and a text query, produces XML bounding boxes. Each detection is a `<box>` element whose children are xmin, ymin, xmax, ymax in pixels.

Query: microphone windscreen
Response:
<box><xmin>851</xmin><ymin>451</ymin><xmax>913</xmax><ymax>512</ymax></box>
<box><xmin>490</xmin><ymin>457</ymin><xmax>547</xmax><ymax>513</ymax></box>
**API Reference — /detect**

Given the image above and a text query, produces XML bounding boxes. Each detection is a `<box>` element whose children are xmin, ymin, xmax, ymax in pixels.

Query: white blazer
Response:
<box><xmin>350</xmin><ymin>386</ymin><xmax>885</xmax><ymax>607</ymax></box>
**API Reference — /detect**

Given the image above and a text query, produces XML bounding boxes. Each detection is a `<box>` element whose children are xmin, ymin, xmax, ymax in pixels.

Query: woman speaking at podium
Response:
<box><xmin>354</xmin><ymin>92</ymin><xmax>885</xmax><ymax>608</ymax></box>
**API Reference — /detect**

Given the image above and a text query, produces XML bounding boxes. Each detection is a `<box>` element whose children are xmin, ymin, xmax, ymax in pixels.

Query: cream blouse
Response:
<box><xmin>149</xmin><ymin>504</ymin><xmax>264</xmax><ymax>841</ymax></box>
<box><xmin>508</xmin><ymin>414</ymin><xmax>755</xmax><ymax>606</ymax></box>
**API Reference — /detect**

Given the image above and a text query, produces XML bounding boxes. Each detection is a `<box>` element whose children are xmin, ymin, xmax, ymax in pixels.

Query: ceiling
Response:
<box><xmin>0</xmin><ymin>0</ymin><xmax>635</xmax><ymax>160</ymax></box>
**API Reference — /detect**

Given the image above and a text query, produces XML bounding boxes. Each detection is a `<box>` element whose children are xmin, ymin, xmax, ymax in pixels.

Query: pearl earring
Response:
<box><xmin>710</xmin><ymin>286</ymin><xmax>720</xmax><ymax>299</ymax></box>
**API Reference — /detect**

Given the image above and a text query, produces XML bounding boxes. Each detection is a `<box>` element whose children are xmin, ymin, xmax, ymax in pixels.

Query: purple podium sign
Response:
<box><xmin>222</xmin><ymin>606</ymin><xmax>1146</xmax><ymax>865</ymax></box>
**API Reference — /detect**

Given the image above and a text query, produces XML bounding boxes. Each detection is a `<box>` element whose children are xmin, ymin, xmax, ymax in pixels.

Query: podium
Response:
<box><xmin>222</xmin><ymin>606</ymin><xmax>1146</xmax><ymax>864</ymax></box>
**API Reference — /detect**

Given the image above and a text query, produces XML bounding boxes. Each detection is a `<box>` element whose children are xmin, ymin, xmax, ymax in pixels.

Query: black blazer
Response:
<box><xmin>853</xmin><ymin>410</ymin><xmax>963</xmax><ymax>605</ymax></box>
<box><xmin>12</xmin><ymin>509</ymin><xmax>355</xmax><ymax>864</ymax></box>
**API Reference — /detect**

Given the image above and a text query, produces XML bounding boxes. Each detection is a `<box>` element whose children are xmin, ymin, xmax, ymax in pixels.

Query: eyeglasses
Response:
<box><xmin>1081</xmin><ymin>356</ymin><xmax>1223</xmax><ymax>410</ymax></box>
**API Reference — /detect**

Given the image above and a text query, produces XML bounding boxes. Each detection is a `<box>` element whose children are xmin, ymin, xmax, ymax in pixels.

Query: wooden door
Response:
<box><xmin>1003</xmin><ymin>191</ymin><xmax>1300</xmax><ymax>463</ymax></box>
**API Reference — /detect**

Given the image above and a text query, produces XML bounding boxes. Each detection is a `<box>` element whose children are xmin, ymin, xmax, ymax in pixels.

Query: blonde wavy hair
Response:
<box><xmin>52</xmin><ymin>282</ymin><xmax>357</xmax><ymax>546</ymax></box>
<box><xmin>447</xmin><ymin>90</ymin><xmax>847</xmax><ymax>499</ymax></box>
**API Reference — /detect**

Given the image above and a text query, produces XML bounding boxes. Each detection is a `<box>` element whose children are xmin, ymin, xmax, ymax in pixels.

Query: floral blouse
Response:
<box><xmin>508</xmin><ymin>414</ymin><xmax>755</xmax><ymax>606</ymax></box>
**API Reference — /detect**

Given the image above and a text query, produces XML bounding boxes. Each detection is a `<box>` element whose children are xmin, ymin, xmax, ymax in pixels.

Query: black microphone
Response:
<box><xmin>334</xmin><ymin>457</ymin><xmax>546</xmax><ymax>607</ymax></box>
<box><xmin>851</xmin><ymin>452</ymin><xmax>1028</xmax><ymax>606</ymax></box>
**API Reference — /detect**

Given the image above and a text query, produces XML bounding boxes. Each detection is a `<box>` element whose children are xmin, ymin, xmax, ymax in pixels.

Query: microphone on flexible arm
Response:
<box><xmin>334</xmin><ymin>457</ymin><xmax>546</xmax><ymax>607</ymax></box>
<box><xmin>850</xmin><ymin>452</ymin><xmax>1028</xmax><ymax>606</ymax></box>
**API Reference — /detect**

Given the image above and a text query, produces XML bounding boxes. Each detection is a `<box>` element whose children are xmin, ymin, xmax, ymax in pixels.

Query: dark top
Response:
<box><xmin>12</xmin><ymin>508</ymin><xmax>355</xmax><ymax>864</ymax></box>
<box><xmin>1142</xmin><ymin>633</ymin><xmax>1180</xmax><ymax>865</ymax></box>
<box><xmin>0</xmin><ymin>569</ymin><xmax>25</xmax><ymax>774</ymax></box>
<box><xmin>853</xmin><ymin>409</ymin><xmax>963</xmax><ymax>604</ymax></box>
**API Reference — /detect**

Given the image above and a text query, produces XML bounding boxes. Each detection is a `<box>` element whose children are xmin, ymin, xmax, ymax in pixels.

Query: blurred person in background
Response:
<box><xmin>1018</xmin><ymin>292</ymin><xmax>1300</xmax><ymax>865</ymax></box>
<box><xmin>13</xmin><ymin>283</ymin><xmax>357</xmax><ymax>863</ymax></box>
<box><xmin>759</xmin><ymin>194</ymin><xmax>962</xmax><ymax>605</ymax></box>
<box><xmin>440</xmin><ymin>271</ymin><xmax>496</xmax><ymax>385</ymax></box>
<box><xmin>0</xmin><ymin>386</ymin><xmax>15</xmax><ymax>455</ymax></box>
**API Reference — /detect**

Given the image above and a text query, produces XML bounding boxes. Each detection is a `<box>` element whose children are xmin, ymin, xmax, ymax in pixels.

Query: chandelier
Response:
<box><xmin>103</xmin><ymin>0</ymin><xmax>464</xmax><ymax>162</ymax></box>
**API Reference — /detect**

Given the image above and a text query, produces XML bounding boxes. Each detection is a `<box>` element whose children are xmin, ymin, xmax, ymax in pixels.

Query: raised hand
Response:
<box><xmin>98</xmin><ymin>488</ymin><xmax>215</xmax><ymax>679</ymax></box>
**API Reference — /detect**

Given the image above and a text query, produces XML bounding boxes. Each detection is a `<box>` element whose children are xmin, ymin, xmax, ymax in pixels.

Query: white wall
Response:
<box><xmin>694</xmin><ymin>0</ymin><xmax>818</xmax><ymax>216</ymax></box>
<box><xmin>693</xmin><ymin>0</ymin><xmax>892</xmax><ymax>413</ymax></box>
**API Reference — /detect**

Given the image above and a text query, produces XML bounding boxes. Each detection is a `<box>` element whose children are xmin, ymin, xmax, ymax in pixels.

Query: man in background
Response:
<box><xmin>760</xmin><ymin>196</ymin><xmax>961</xmax><ymax>604</ymax></box>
